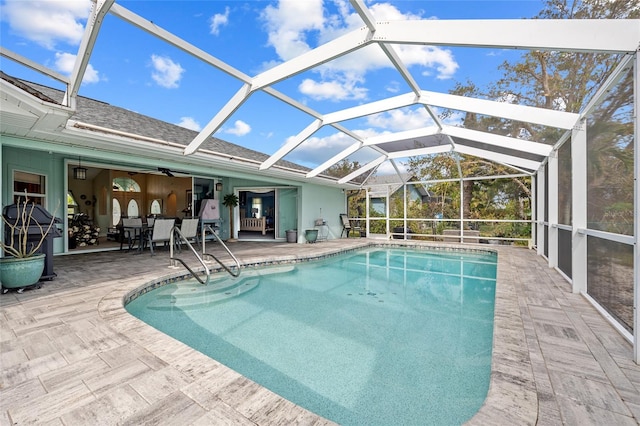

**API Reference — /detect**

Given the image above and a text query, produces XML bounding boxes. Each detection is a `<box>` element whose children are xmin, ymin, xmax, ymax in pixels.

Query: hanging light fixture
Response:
<box><xmin>215</xmin><ymin>182</ymin><xmax>223</xmax><ymax>192</ymax></box>
<box><xmin>73</xmin><ymin>156</ymin><xmax>87</xmax><ymax>180</ymax></box>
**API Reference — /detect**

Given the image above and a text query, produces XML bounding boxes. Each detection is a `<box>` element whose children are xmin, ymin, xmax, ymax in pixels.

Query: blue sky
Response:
<box><xmin>0</xmin><ymin>0</ymin><xmax>546</xmax><ymax>172</ymax></box>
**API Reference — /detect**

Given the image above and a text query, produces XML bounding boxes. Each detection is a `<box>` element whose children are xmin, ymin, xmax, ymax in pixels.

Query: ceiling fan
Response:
<box><xmin>157</xmin><ymin>167</ymin><xmax>191</xmax><ymax>177</ymax></box>
<box><xmin>126</xmin><ymin>167</ymin><xmax>191</xmax><ymax>177</ymax></box>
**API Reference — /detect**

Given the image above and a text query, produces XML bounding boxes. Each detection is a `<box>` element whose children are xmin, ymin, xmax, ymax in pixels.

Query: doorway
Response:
<box><xmin>237</xmin><ymin>187</ymin><xmax>297</xmax><ymax>241</ymax></box>
<box><xmin>67</xmin><ymin>164</ymin><xmax>192</xmax><ymax>252</ymax></box>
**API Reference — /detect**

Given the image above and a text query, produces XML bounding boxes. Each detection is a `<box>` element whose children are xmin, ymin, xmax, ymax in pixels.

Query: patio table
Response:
<box><xmin>119</xmin><ymin>224</ymin><xmax>151</xmax><ymax>253</ymax></box>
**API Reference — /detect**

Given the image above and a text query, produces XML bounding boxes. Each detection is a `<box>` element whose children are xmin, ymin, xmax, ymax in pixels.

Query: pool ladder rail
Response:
<box><xmin>169</xmin><ymin>225</ymin><xmax>241</xmax><ymax>285</ymax></box>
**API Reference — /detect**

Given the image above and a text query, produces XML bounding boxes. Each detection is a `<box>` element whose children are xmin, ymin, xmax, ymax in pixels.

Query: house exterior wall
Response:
<box><xmin>2</xmin><ymin>140</ymin><xmax>67</xmax><ymax>254</ymax></box>
<box><xmin>299</xmin><ymin>183</ymin><xmax>345</xmax><ymax>241</ymax></box>
<box><xmin>1</xmin><ymin>138</ymin><xmax>348</xmax><ymax>252</ymax></box>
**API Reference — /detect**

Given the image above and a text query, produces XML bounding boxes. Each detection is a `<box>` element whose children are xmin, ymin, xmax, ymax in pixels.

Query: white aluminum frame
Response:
<box><xmin>634</xmin><ymin>51</ymin><xmax>639</xmax><ymax>363</ymax></box>
<box><xmin>2</xmin><ymin>0</ymin><xmax>638</xmax><ymax>363</ymax></box>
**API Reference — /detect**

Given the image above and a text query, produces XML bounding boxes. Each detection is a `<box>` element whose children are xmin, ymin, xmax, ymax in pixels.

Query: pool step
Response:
<box><xmin>146</xmin><ymin>265</ymin><xmax>294</xmax><ymax>311</ymax></box>
<box><xmin>145</xmin><ymin>277</ymin><xmax>259</xmax><ymax>310</ymax></box>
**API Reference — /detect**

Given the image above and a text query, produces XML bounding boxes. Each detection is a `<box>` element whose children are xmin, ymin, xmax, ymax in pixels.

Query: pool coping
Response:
<box><xmin>97</xmin><ymin>241</ymin><xmax>537</xmax><ymax>425</ymax></box>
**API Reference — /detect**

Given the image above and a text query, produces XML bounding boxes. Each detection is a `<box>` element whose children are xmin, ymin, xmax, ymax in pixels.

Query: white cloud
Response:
<box><xmin>177</xmin><ymin>117</ymin><xmax>201</xmax><ymax>131</ymax></box>
<box><xmin>287</xmin><ymin>128</ymin><xmax>379</xmax><ymax>165</ymax></box>
<box><xmin>150</xmin><ymin>55</ymin><xmax>184</xmax><ymax>89</ymax></box>
<box><xmin>261</xmin><ymin>0</ymin><xmax>325</xmax><ymax>61</ymax></box>
<box><xmin>222</xmin><ymin>120</ymin><xmax>251</xmax><ymax>136</ymax></box>
<box><xmin>2</xmin><ymin>0</ymin><xmax>91</xmax><ymax>49</ymax></box>
<box><xmin>298</xmin><ymin>77</ymin><xmax>367</xmax><ymax>102</ymax></box>
<box><xmin>385</xmin><ymin>81</ymin><xmax>401</xmax><ymax>94</ymax></box>
<box><xmin>366</xmin><ymin>107</ymin><xmax>434</xmax><ymax>132</ymax></box>
<box><xmin>209</xmin><ymin>7</ymin><xmax>230</xmax><ymax>35</ymax></box>
<box><xmin>259</xmin><ymin>1</ymin><xmax>459</xmax><ymax>101</ymax></box>
<box><xmin>53</xmin><ymin>52</ymin><xmax>99</xmax><ymax>83</ymax></box>
<box><xmin>83</xmin><ymin>64</ymin><xmax>100</xmax><ymax>83</ymax></box>
<box><xmin>285</xmin><ymin>105</ymin><xmax>460</xmax><ymax>169</ymax></box>
<box><xmin>376</xmin><ymin>160</ymin><xmax>407</xmax><ymax>176</ymax></box>
<box><xmin>364</xmin><ymin>105</ymin><xmax>466</xmax><ymax>131</ymax></box>
<box><xmin>398</xmin><ymin>45</ymin><xmax>458</xmax><ymax>80</ymax></box>
<box><xmin>285</xmin><ymin>106</ymin><xmax>450</xmax><ymax>166</ymax></box>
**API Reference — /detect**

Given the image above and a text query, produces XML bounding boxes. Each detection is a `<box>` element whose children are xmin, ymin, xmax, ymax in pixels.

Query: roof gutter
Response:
<box><xmin>66</xmin><ymin>120</ymin><xmax>349</xmax><ymax>187</ymax></box>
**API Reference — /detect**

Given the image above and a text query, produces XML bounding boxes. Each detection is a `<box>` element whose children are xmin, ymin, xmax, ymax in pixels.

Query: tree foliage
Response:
<box><xmin>405</xmin><ymin>0</ymin><xmax>636</xmax><ymax>235</ymax></box>
<box><xmin>324</xmin><ymin>159</ymin><xmax>367</xmax><ymax>183</ymax></box>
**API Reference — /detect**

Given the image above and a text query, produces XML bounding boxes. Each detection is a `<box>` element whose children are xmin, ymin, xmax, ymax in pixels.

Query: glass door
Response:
<box><xmin>276</xmin><ymin>188</ymin><xmax>298</xmax><ymax>239</ymax></box>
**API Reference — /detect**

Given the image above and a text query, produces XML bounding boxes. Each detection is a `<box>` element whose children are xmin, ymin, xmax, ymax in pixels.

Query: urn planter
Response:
<box><xmin>305</xmin><ymin>229</ymin><xmax>318</xmax><ymax>243</ymax></box>
<box><xmin>0</xmin><ymin>254</ymin><xmax>45</xmax><ymax>292</ymax></box>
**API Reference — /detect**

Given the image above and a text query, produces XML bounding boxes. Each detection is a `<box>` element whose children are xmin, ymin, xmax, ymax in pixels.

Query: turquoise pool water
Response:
<box><xmin>126</xmin><ymin>248</ymin><xmax>497</xmax><ymax>425</ymax></box>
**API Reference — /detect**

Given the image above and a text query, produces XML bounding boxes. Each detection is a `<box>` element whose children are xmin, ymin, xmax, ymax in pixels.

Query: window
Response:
<box><xmin>150</xmin><ymin>199</ymin><xmax>162</xmax><ymax>215</ymax></box>
<box><xmin>112</xmin><ymin>177</ymin><xmax>141</xmax><ymax>192</ymax></box>
<box><xmin>112</xmin><ymin>176</ymin><xmax>140</xmax><ymax>220</ymax></box>
<box><xmin>13</xmin><ymin>171</ymin><xmax>46</xmax><ymax>205</ymax></box>
<box><xmin>112</xmin><ymin>198</ymin><xmax>121</xmax><ymax>226</ymax></box>
<box><xmin>252</xmin><ymin>197</ymin><xmax>262</xmax><ymax>217</ymax></box>
<box><xmin>67</xmin><ymin>191</ymin><xmax>78</xmax><ymax>216</ymax></box>
<box><xmin>127</xmin><ymin>199</ymin><xmax>139</xmax><ymax>217</ymax></box>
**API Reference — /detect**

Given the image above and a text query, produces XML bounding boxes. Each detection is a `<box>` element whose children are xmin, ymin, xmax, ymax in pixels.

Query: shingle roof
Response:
<box><xmin>2</xmin><ymin>72</ymin><xmax>309</xmax><ymax>173</ymax></box>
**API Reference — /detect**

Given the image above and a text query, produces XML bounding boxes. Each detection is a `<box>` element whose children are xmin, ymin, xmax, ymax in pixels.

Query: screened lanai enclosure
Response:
<box><xmin>1</xmin><ymin>0</ymin><xmax>639</xmax><ymax>362</ymax></box>
<box><xmin>337</xmin><ymin>51</ymin><xmax>638</xmax><ymax>363</ymax></box>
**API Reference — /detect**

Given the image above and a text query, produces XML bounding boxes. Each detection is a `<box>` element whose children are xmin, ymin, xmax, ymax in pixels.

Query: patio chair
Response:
<box><xmin>176</xmin><ymin>218</ymin><xmax>199</xmax><ymax>251</ymax></box>
<box><xmin>340</xmin><ymin>214</ymin><xmax>360</xmax><ymax>238</ymax></box>
<box><xmin>146</xmin><ymin>218</ymin><xmax>175</xmax><ymax>255</ymax></box>
<box><xmin>121</xmin><ymin>217</ymin><xmax>143</xmax><ymax>251</ymax></box>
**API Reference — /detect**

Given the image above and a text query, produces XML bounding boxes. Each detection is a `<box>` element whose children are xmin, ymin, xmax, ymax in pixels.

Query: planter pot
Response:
<box><xmin>286</xmin><ymin>229</ymin><xmax>297</xmax><ymax>243</ymax></box>
<box><xmin>0</xmin><ymin>254</ymin><xmax>45</xmax><ymax>289</ymax></box>
<box><xmin>305</xmin><ymin>229</ymin><xmax>318</xmax><ymax>243</ymax></box>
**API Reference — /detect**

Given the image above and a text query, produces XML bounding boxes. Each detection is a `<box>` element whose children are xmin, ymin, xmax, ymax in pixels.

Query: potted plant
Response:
<box><xmin>304</xmin><ymin>229</ymin><xmax>318</xmax><ymax>243</ymax></box>
<box><xmin>221</xmin><ymin>193</ymin><xmax>239</xmax><ymax>242</ymax></box>
<box><xmin>0</xmin><ymin>196</ymin><xmax>57</xmax><ymax>291</ymax></box>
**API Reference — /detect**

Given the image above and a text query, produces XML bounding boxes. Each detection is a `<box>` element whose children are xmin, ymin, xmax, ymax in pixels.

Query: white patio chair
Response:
<box><xmin>146</xmin><ymin>218</ymin><xmax>175</xmax><ymax>256</ymax></box>
<box><xmin>176</xmin><ymin>218</ymin><xmax>199</xmax><ymax>252</ymax></box>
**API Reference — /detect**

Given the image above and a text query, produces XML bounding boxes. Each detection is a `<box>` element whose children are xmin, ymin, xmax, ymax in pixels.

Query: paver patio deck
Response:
<box><xmin>1</xmin><ymin>239</ymin><xmax>639</xmax><ymax>425</ymax></box>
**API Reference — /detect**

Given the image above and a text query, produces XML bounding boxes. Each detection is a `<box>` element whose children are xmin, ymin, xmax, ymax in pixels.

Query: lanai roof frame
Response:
<box><xmin>4</xmin><ymin>1</ymin><xmax>637</xmax><ymax>182</ymax></box>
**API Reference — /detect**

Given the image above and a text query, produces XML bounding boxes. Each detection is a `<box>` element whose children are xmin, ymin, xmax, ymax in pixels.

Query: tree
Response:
<box><xmin>324</xmin><ymin>159</ymin><xmax>366</xmax><ymax>183</ymax></box>
<box><xmin>584</xmin><ymin>71</ymin><xmax>634</xmax><ymax>234</ymax></box>
<box><xmin>222</xmin><ymin>193</ymin><xmax>239</xmax><ymax>241</ymax></box>
<box><xmin>408</xmin><ymin>0</ymin><xmax>636</xmax><ymax>230</ymax></box>
<box><xmin>327</xmin><ymin>159</ymin><xmax>368</xmax><ymax>225</ymax></box>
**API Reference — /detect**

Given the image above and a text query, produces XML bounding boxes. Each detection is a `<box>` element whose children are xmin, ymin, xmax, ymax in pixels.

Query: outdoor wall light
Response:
<box><xmin>73</xmin><ymin>157</ymin><xmax>87</xmax><ymax>180</ymax></box>
<box><xmin>216</xmin><ymin>182</ymin><xmax>223</xmax><ymax>192</ymax></box>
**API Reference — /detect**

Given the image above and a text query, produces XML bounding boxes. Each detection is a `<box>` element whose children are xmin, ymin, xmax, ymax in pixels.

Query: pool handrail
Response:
<box><xmin>201</xmin><ymin>224</ymin><xmax>241</xmax><ymax>278</ymax></box>
<box><xmin>169</xmin><ymin>225</ymin><xmax>211</xmax><ymax>285</ymax></box>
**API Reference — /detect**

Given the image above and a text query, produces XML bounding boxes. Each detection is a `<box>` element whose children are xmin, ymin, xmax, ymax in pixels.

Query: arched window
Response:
<box><xmin>112</xmin><ymin>177</ymin><xmax>141</xmax><ymax>192</ymax></box>
<box><xmin>112</xmin><ymin>198</ymin><xmax>121</xmax><ymax>226</ymax></box>
<box><xmin>150</xmin><ymin>199</ymin><xmax>162</xmax><ymax>215</ymax></box>
<box><xmin>127</xmin><ymin>199</ymin><xmax>139</xmax><ymax>217</ymax></box>
<box><xmin>112</xmin><ymin>176</ymin><xmax>141</xmax><ymax>221</ymax></box>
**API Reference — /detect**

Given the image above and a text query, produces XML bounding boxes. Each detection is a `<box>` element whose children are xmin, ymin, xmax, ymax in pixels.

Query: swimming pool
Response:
<box><xmin>126</xmin><ymin>247</ymin><xmax>497</xmax><ymax>425</ymax></box>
